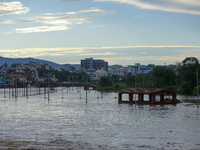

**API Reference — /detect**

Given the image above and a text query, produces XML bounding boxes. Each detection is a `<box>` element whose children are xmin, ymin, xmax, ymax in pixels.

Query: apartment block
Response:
<box><xmin>81</xmin><ymin>58</ymin><xmax>108</xmax><ymax>71</ymax></box>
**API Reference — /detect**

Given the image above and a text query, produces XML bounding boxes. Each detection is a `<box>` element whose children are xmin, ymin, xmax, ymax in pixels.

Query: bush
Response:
<box><xmin>191</xmin><ymin>85</ymin><xmax>200</xmax><ymax>96</ymax></box>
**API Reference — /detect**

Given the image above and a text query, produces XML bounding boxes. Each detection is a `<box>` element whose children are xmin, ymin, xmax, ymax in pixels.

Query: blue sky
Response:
<box><xmin>0</xmin><ymin>0</ymin><xmax>200</xmax><ymax>66</ymax></box>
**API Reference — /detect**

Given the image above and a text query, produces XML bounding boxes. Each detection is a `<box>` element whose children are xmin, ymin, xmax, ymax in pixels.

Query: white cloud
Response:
<box><xmin>58</xmin><ymin>0</ymin><xmax>86</xmax><ymax>2</ymax></box>
<box><xmin>15</xmin><ymin>26</ymin><xmax>69</xmax><ymax>33</ymax></box>
<box><xmin>0</xmin><ymin>45</ymin><xmax>200</xmax><ymax>65</ymax></box>
<box><xmin>79</xmin><ymin>52</ymin><xmax>115</xmax><ymax>55</ymax></box>
<box><xmin>0</xmin><ymin>1</ymin><xmax>29</xmax><ymax>16</ymax></box>
<box><xmin>95</xmin><ymin>0</ymin><xmax>200</xmax><ymax>15</ymax></box>
<box><xmin>109</xmin><ymin>10</ymin><xmax>116</xmax><ymax>14</ymax></box>
<box><xmin>66</xmin><ymin>7</ymin><xmax>103</xmax><ymax>15</ymax></box>
<box><xmin>44</xmin><ymin>12</ymin><xmax>64</xmax><ymax>16</ymax></box>
<box><xmin>133</xmin><ymin>15</ymin><xmax>142</xmax><ymax>18</ymax></box>
<box><xmin>2</xmin><ymin>7</ymin><xmax>109</xmax><ymax>33</ymax></box>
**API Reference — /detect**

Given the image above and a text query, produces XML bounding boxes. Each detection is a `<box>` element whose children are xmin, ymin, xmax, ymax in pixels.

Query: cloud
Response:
<box><xmin>79</xmin><ymin>52</ymin><xmax>115</xmax><ymax>55</ymax></box>
<box><xmin>66</xmin><ymin>7</ymin><xmax>103</xmax><ymax>15</ymax></box>
<box><xmin>15</xmin><ymin>26</ymin><xmax>69</xmax><ymax>33</ymax></box>
<box><xmin>0</xmin><ymin>1</ymin><xmax>30</xmax><ymax>16</ymax></box>
<box><xmin>95</xmin><ymin>0</ymin><xmax>200</xmax><ymax>15</ymax></box>
<box><xmin>133</xmin><ymin>15</ymin><xmax>142</xmax><ymax>19</ymax></box>
<box><xmin>44</xmin><ymin>12</ymin><xmax>64</xmax><ymax>16</ymax></box>
<box><xmin>109</xmin><ymin>10</ymin><xmax>116</xmax><ymax>14</ymax></box>
<box><xmin>58</xmin><ymin>0</ymin><xmax>86</xmax><ymax>2</ymax></box>
<box><xmin>0</xmin><ymin>45</ymin><xmax>200</xmax><ymax>65</ymax></box>
<box><xmin>97</xmin><ymin>24</ymin><xmax>111</xmax><ymax>27</ymax></box>
<box><xmin>2</xmin><ymin>7</ymin><xmax>109</xmax><ymax>33</ymax></box>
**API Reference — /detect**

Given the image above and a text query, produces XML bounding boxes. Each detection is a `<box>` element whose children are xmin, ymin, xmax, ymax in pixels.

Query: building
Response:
<box><xmin>81</xmin><ymin>58</ymin><xmax>108</xmax><ymax>71</ymax></box>
<box><xmin>64</xmin><ymin>64</ymin><xmax>76</xmax><ymax>72</ymax></box>
<box><xmin>94</xmin><ymin>68</ymin><xmax>108</xmax><ymax>80</ymax></box>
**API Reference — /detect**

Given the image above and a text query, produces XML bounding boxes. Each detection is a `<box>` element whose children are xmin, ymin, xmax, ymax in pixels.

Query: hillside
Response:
<box><xmin>0</xmin><ymin>56</ymin><xmax>80</xmax><ymax>70</ymax></box>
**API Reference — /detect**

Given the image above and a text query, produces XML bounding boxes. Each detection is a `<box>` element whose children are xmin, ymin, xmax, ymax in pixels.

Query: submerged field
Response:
<box><xmin>0</xmin><ymin>87</ymin><xmax>199</xmax><ymax>150</ymax></box>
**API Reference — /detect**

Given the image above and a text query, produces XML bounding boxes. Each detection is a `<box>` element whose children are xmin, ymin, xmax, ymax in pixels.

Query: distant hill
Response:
<box><xmin>0</xmin><ymin>56</ymin><xmax>80</xmax><ymax>70</ymax></box>
<box><xmin>108</xmin><ymin>64</ymin><xmax>123</xmax><ymax>69</ymax></box>
<box><xmin>0</xmin><ymin>56</ymin><xmax>123</xmax><ymax>70</ymax></box>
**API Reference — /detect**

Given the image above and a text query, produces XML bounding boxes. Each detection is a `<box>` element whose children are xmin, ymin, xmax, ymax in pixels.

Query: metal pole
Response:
<box><xmin>4</xmin><ymin>78</ymin><xmax>6</xmax><ymax>98</ymax></box>
<box><xmin>12</xmin><ymin>79</ymin><xmax>14</xmax><ymax>98</ymax></box>
<box><xmin>80</xmin><ymin>85</ymin><xmax>81</xmax><ymax>99</ymax></box>
<box><xmin>135</xmin><ymin>66</ymin><xmax>137</xmax><ymax>105</ymax></box>
<box><xmin>26</xmin><ymin>83</ymin><xmax>27</xmax><ymax>96</ymax></box>
<box><xmin>62</xmin><ymin>81</ymin><xmax>63</xmax><ymax>98</ymax></box>
<box><xmin>48</xmin><ymin>71</ymin><xmax>50</xmax><ymax>101</ymax></box>
<box><xmin>15</xmin><ymin>79</ymin><xmax>17</xmax><ymax>99</ymax></box>
<box><xmin>9</xmin><ymin>84</ymin><xmax>10</xmax><ymax>99</ymax></box>
<box><xmin>86</xmin><ymin>73</ymin><xmax>87</xmax><ymax>103</ymax></box>
<box><xmin>24</xmin><ymin>79</ymin><xmax>25</xmax><ymax>96</ymax></box>
<box><xmin>197</xmin><ymin>67</ymin><xmax>199</xmax><ymax>108</ymax></box>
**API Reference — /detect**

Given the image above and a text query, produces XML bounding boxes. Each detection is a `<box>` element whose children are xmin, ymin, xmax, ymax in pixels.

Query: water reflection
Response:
<box><xmin>0</xmin><ymin>87</ymin><xmax>199</xmax><ymax>149</ymax></box>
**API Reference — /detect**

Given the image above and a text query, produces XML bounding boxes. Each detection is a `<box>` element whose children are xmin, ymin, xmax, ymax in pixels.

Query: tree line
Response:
<box><xmin>97</xmin><ymin>57</ymin><xmax>200</xmax><ymax>96</ymax></box>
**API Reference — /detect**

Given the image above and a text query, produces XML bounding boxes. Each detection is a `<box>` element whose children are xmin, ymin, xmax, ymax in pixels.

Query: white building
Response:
<box><xmin>94</xmin><ymin>68</ymin><xmax>108</xmax><ymax>80</ymax></box>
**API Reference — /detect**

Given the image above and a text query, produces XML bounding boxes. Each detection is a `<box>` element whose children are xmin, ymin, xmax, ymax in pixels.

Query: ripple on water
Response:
<box><xmin>0</xmin><ymin>88</ymin><xmax>200</xmax><ymax>149</ymax></box>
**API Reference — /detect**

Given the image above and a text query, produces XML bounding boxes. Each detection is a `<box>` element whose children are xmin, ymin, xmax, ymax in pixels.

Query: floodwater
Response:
<box><xmin>0</xmin><ymin>87</ymin><xmax>200</xmax><ymax>150</ymax></box>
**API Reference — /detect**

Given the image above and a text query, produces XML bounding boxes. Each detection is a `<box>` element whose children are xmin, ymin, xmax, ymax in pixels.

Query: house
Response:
<box><xmin>10</xmin><ymin>63</ymin><xmax>26</xmax><ymax>74</ymax></box>
<box><xmin>64</xmin><ymin>64</ymin><xmax>76</xmax><ymax>72</ymax></box>
<box><xmin>0</xmin><ymin>77</ymin><xmax>10</xmax><ymax>87</ymax></box>
<box><xmin>86</xmin><ymin>68</ymin><xmax>96</xmax><ymax>79</ymax></box>
<box><xmin>9</xmin><ymin>74</ymin><xmax>26</xmax><ymax>81</ymax></box>
<box><xmin>94</xmin><ymin>68</ymin><xmax>107</xmax><ymax>80</ymax></box>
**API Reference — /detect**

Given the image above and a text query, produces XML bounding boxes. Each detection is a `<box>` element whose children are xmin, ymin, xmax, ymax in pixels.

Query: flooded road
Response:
<box><xmin>0</xmin><ymin>87</ymin><xmax>199</xmax><ymax>149</ymax></box>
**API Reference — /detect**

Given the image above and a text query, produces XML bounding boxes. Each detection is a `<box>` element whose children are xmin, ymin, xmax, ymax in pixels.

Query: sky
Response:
<box><xmin>0</xmin><ymin>0</ymin><xmax>200</xmax><ymax>66</ymax></box>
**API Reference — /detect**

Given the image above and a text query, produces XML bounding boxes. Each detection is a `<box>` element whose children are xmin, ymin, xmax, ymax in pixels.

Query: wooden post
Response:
<box><xmin>160</xmin><ymin>95</ymin><xmax>164</xmax><ymax>102</ymax></box>
<box><xmin>172</xmin><ymin>95</ymin><xmax>176</xmax><ymax>102</ymax></box>
<box><xmin>118</xmin><ymin>93</ymin><xmax>122</xmax><ymax>103</ymax></box>
<box><xmin>138</xmin><ymin>94</ymin><xmax>144</xmax><ymax>102</ymax></box>
<box><xmin>149</xmin><ymin>94</ymin><xmax>152</xmax><ymax>102</ymax></box>
<box><xmin>151</xmin><ymin>94</ymin><xmax>156</xmax><ymax>102</ymax></box>
<box><xmin>129</xmin><ymin>94</ymin><xmax>133</xmax><ymax>102</ymax></box>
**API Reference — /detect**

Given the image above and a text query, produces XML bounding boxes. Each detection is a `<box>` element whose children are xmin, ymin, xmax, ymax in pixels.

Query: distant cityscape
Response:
<box><xmin>0</xmin><ymin>57</ymin><xmax>179</xmax><ymax>87</ymax></box>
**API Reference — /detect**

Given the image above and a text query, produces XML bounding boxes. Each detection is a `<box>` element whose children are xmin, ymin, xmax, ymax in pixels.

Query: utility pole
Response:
<box><xmin>48</xmin><ymin>71</ymin><xmax>50</xmax><ymax>101</ymax></box>
<box><xmin>197</xmin><ymin>67</ymin><xmax>199</xmax><ymax>108</ymax></box>
<box><xmin>134</xmin><ymin>66</ymin><xmax>137</xmax><ymax>105</ymax></box>
<box><xmin>86</xmin><ymin>73</ymin><xmax>87</xmax><ymax>103</ymax></box>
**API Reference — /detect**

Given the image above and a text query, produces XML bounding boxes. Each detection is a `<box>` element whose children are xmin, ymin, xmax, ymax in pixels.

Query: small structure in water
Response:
<box><xmin>84</xmin><ymin>84</ymin><xmax>96</xmax><ymax>90</ymax></box>
<box><xmin>115</xmin><ymin>88</ymin><xmax>181</xmax><ymax>105</ymax></box>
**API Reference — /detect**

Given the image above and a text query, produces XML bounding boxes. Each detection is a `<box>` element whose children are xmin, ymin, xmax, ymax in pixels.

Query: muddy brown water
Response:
<box><xmin>0</xmin><ymin>87</ymin><xmax>199</xmax><ymax>149</ymax></box>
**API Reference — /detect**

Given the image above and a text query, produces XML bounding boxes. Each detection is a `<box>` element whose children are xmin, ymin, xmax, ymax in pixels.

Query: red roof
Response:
<box><xmin>9</xmin><ymin>74</ymin><xmax>25</xmax><ymax>77</ymax></box>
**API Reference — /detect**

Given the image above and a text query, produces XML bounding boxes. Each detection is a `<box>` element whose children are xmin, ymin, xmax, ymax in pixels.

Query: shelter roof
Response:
<box><xmin>115</xmin><ymin>88</ymin><xmax>179</xmax><ymax>95</ymax></box>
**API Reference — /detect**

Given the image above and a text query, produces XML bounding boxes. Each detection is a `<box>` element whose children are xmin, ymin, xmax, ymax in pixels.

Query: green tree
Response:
<box><xmin>125</xmin><ymin>75</ymin><xmax>135</xmax><ymax>86</ymax></box>
<box><xmin>152</xmin><ymin>66</ymin><xmax>177</xmax><ymax>88</ymax></box>
<box><xmin>178</xmin><ymin>57</ymin><xmax>199</xmax><ymax>95</ymax></box>
<box><xmin>110</xmin><ymin>75</ymin><xmax>120</xmax><ymax>83</ymax></box>
<box><xmin>99</xmin><ymin>76</ymin><xmax>112</xmax><ymax>87</ymax></box>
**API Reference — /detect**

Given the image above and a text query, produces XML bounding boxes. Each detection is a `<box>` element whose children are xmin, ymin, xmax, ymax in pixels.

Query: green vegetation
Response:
<box><xmin>38</xmin><ymin>69</ymin><xmax>90</xmax><ymax>83</ymax></box>
<box><xmin>95</xmin><ymin>76</ymin><xmax>128</xmax><ymax>92</ymax></box>
<box><xmin>96</xmin><ymin>57</ymin><xmax>200</xmax><ymax>95</ymax></box>
<box><xmin>38</xmin><ymin>57</ymin><xmax>200</xmax><ymax>95</ymax></box>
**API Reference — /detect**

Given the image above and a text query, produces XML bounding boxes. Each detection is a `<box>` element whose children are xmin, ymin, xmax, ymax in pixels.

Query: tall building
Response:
<box><xmin>81</xmin><ymin>58</ymin><xmax>108</xmax><ymax>71</ymax></box>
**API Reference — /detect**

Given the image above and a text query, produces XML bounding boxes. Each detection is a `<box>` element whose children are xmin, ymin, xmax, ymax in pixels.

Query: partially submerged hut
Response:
<box><xmin>84</xmin><ymin>84</ymin><xmax>96</xmax><ymax>90</ymax></box>
<box><xmin>115</xmin><ymin>88</ymin><xmax>181</xmax><ymax>105</ymax></box>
